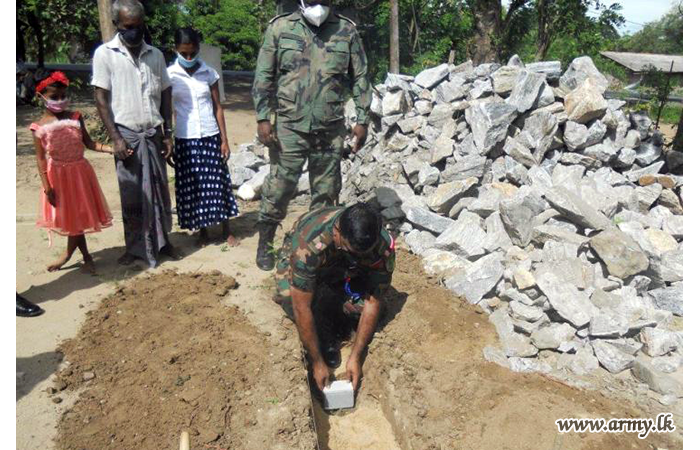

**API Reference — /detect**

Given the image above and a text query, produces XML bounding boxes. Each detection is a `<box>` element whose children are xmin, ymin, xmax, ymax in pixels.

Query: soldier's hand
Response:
<box><xmin>346</xmin><ymin>354</ymin><xmax>362</xmax><ymax>391</ymax></box>
<box><xmin>352</xmin><ymin>124</ymin><xmax>368</xmax><ymax>153</ymax></box>
<box><xmin>257</xmin><ymin>120</ymin><xmax>276</xmax><ymax>148</ymax></box>
<box><xmin>312</xmin><ymin>360</ymin><xmax>331</xmax><ymax>392</ymax></box>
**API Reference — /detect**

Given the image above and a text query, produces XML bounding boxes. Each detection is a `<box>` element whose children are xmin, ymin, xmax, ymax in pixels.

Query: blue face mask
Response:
<box><xmin>177</xmin><ymin>52</ymin><xmax>200</xmax><ymax>69</ymax></box>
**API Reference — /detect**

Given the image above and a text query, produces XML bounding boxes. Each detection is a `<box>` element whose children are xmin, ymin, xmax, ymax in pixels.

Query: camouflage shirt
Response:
<box><xmin>286</xmin><ymin>206</ymin><xmax>395</xmax><ymax>296</ymax></box>
<box><xmin>252</xmin><ymin>10</ymin><xmax>371</xmax><ymax>132</ymax></box>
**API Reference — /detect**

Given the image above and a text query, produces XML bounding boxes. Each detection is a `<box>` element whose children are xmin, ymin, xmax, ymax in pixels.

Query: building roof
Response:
<box><xmin>600</xmin><ymin>51</ymin><xmax>683</xmax><ymax>73</ymax></box>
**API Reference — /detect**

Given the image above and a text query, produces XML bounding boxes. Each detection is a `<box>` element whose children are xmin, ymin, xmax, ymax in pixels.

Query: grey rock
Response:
<box><xmin>585</xmin><ymin>120</ymin><xmax>607</xmax><ymax>146</ymax></box>
<box><xmin>563</xmin><ymin>121</ymin><xmax>588</xmax><ymax>150</ymax></box>
<box><xmin>404</xmin><ymin>229</ymin><xmax>437</xmax><ymax>256</ymax></box>
<box><xmin>504</xmin><ymin>157</ymin><xmax>530</xmax><ymax>186</ymax></box>
<box><xmin>236</xmin><ymin>165</ymin><xmax>270</xmax><ymax>201</ymax></box>
<box><xmin>370</xmin><ymin>91</ymin><xmax>383</xmax><ymax>115</ymax></box>
<box><xmin>468</xmin><ymin>186</ymin><xmax>504</xmax><ymax>218</ymax></box>
<box><xmin>544</xmin><ymin>187</ymin><xmax>610</xmax><ymax>230</ymax></box>
<box><xmin>482</xmin><ymin>212</ymin><xmax>514</xmax><ymax>252</ymax></box>
<box><xmin>475</xmin><ymin>62</ymin><xmax>500</xmax><ymax>77</ymax></box>
<box><xmin>507</xmin><ymin>70</ymin><xmax>547</xmax><ymax>113</ymax></box>
<box><xmin>229</xmin><ymin>150</ymin><xmax>265</xmax><ymax>171</ymax></box>
<box><xmin>449</xmin><ymin>197</ymin><xmax>475</xmax><ymax>219</ymax></box>
<box><xmin>658</xmin><ymin>189</ymin><xmax>683</xmax><ymax>215</ymax></box>
<box><xmin>639</xmin><ymin>327</ymin><xmax>681</xmax><ymax>357</ymax></box>
<box><xmin>508</xmin><ymin>357</ymin><xmax>552</xmax><ymax>374</ymax></box>
<box><xmin>482</xmin><ymin>345</ymin><xmax>509</xmax><ymax>368</ymax></box>
<box><xmin>374</xmin><ymin>186</ymin><xmax>405</xmax><ymax>208</ymax></box>
<box><xmin>630</xmin><ymin>112</ymin><xmax>653</xmax><ymax>140</ymax></box>
<box><xmin>382</xmin><ymin>90</ymin><xmax>409</xmax><ymax>116</ymax></box>
<box><xmin>445</xmin><ymin>252</ymin><xmax>505</xmax><ymax>304</ymax></box>
<box><xmin>404</xmin><ymin>206</ymin><xmax>454</xmax><ymax>234</ymax></box>
<box><xmin>468</xmin><ymin>102</ymin><xmax>518</xmax><ymax>155</ymax></box>
<box><xmin>441</xmin><ymin>153</ymin><xmax>487</xmax><ymax>182</ymax></box>
<box><xmin>588</xmin><ymin>313</ymin><xmax>630</xmax><ymax>338</ymax></box>
<box><xmin>559</xmin><ymin>152</ymin><xmax>602</xmax><ymax>169</ymax></box>
<box><xmin>230</xmin><ymin>166</ymin><xmax>256</xmax><ymax>188</ymax></box>
<box><xmin>532</xmin><ymin>225</ymin><xmax>589</xmax><ymax>248</ymax></box>
<box><xmin>435</xmin><ymin>211</ymin><xmax>486</xmax><ymax>258</ymax></box>
<box><xmin>434</xmin><ymin>80</ymin><xmax>466</xmax><ymax>103</ymax></box>
<box><xmin>636</xmin><ymin>142</ymin><xmax>662</xmax><ymax>166</ymax></box>
<box><xmin>381</xmin><ymin>205</ymin><xmax>405</xmax><ymax>220</ymax></box>
<box><xmin>590</xmin><ymin>228</ymin><xmax>649</xmax><ymax>279</ymax></box>
<box><xmin>508</xmin><ymin>55</ymin><xmax>524</xmax><ymax>67</ymax></box>
<box><xmin>631</xmin><ymin>357</ymin><xmax>682</xmax><ymax>395</ymax></box>
<box><xmin>536</xmin><ymin>271</ymin><xmax>598</xmax><ymax>327</ymax></box>
<box><xmin>564</xmin><ymin>78</ymin><xmax>608</xmax><ymax>123</ymax></box>
<box><xmin>649</xmin><ymin>283</ymin><xmax>683</xmax><ymax>317</ymax></box>
<box><xmin>414</xmin><ymin>99</ymin><xmax>433</xmax><ymax>115</ymax></box>
<box><xmin>614</xmin><ymin>147</ymin><xmax>637</xmax><ymax>169</ymax></box>
<box><xmin>583</xmin><ymin>141</ymin><xmax>617</xmax><ymax>163</ymax></box>
<box><xmin>667</xmin><ymin>149</ymin><xmax>683</xmax><ymax>172</ymax></box>
<box><xmin>535</xmin><ymin>84</ymin><xmax>555</xmax><ymax>108</ymax></box>
<box><xmin>402</xmin><ymin>157</ymin><xmax>428</xmax><ymax>185</ymax></box>
<box><xmin>397</xmin><ymin>115</ymin><xmax>425</xmax><ymax>134</ymax></box>
<box><xmin>525</xmin><ymin>61</ymin><xmax>562</xmax><ymax>80</ymax></box>
<box><xmin>651</xmin><ymin>354</ymin><xmax>683</xmax><ymax>373</ymax></box>
<box><xmin>531</xmin><ymin>323</ymin><xmax>576</xmax><ymax>349</ymax></box>
<box><xmin>427</xmin><ymin>103</ymin><xmax>454</xmax><ymax>126</ymax></box>
<box><xmin>415</xmin><ymin>63</ymin><xmax>450</xmax><ymax>89</ymax></box>
<box><xmin>504</xmin><ymin>137</ymin><xmax>537</xmax><ymax>168</ymax></box>
<box><xmin>386</xmin><ymin>132</ymin><xmax>412</xmax><ymax>152</ymax></box>
<box><xmin>510</xmin><ymin>301</ymin><xmax>545</xmax><ymax>323</ymax></box>
<box><xmin>491</xmin><ymin>66</ymin><xmax>523</xmax><ymax>95</ymax></box>
<box><xmin>470</xmin><ymin>78</ymin><xmax>493</xmax><ymax>99</ymax></box>
<box><xmin>489</xmin><ymin>309</ymin><xmax>539</xmax><ymax>357</ymax></box>
<box><xmin>559</xmin><ymin>344</ymin><xmax>599</xmax><ymax>375</ymax></box>
<box><xmin>431</xmin><ymin>134</ymin><xmax>455</xmax><ymax>164</ymax></box>
<box><xmin>417</xmin><ymin>165</ymin><xmax>440</xmax><ymax>187</ymax></box>
<box><xmin>559</xmin><ymin>56</ymin><xmax>609</xmax><ymax>94</ymax></box>
<box><xmin>499</xmin><ymin>189</ymin><xmax>546</xmax><ymax>247</ymax></box>
<box><xmin>382</xmin><ymin>113</ymin><xmax>404</xmax><ymax>128</ymax></box>
<box><xmin>625</xmin><ymin>161</ymin><xmax>665</xmax><ymax>183</ymax></box>
<box><xmin>384</xmin><ymin>73</ymin><xmax>413</xmax><ymax>91</ymax></box>
<box><xmin>591</xmin><ymin>340</ymin><xmax>635</xmax><ymax>374</ymax></box>
<box><xmin>656</xmin><ymin>247</ymin><xmax>683</xmax><ymax>283</ymax></box>
<box><xmin>624</xmin><ymin>129</ymin><xmax>642</xmax><ymax>148</ymax></box>
<box><xmin>636</xmin><ymin>183</ymin><xmax>663</xmax><ymax>212</ymax></box>
<box><xmin>421</xmin><ymin>248</ymin><xmax>471</xmax><ymax>277</ymax></box>
<box><xmin>426</xmin><ymin>178</ymin><xmax>477</xmax><ymax>214</ymax></box>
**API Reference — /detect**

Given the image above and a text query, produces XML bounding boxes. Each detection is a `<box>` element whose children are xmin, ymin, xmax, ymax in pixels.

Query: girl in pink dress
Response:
<box><xmin>30</xmin><ymin>70</ymin><xmax>119</xmax><ymax>273</ymax></box>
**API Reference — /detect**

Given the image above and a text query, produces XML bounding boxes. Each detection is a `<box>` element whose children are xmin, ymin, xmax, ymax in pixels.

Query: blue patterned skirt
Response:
<box><xmin>174</xmin><ymin>133</ymin><xmax>239</xmax><ymax>230</ymax></box>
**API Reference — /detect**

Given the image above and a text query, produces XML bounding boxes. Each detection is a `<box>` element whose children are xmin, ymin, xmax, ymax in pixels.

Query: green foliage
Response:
<box><xmin>615</xmin><ymin>2</ymin><xmax>682</xmax><ymax>55</ymax></box>
<box><xmin>182</xmin><ymin>0</ymin><xmax>274</xmax><ymax>71</ymax></box>
<box><xmin>651</xmin><ymin>103</ymin><xmax>682</xmax><ymax>125</ymax></box>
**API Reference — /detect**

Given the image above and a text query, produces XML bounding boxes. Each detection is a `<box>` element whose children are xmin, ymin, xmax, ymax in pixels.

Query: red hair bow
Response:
<box><xmin>35</xmin><ymin>71</ymin><xmax>70</xmax><ymax>94</ymax></box>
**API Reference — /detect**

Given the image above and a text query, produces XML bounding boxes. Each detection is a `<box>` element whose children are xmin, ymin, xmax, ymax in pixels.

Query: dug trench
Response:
<box><xmin>53</xmin><ymin>250</ymin><xmax>680</xmax><ymax>449</ymax></box>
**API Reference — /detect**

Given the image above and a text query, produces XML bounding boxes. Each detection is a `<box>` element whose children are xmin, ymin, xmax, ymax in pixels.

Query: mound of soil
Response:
<box><xmin>54</xmin><ymin>270</ymin><xmax>316</xmax><ymax>450</ymax></box>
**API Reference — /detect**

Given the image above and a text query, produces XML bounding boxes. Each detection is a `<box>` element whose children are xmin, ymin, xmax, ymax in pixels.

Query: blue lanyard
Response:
<box><xmin>344</xmin><ymin>277</ymin><xmax>363</xmax><ymax>303</ymax></box>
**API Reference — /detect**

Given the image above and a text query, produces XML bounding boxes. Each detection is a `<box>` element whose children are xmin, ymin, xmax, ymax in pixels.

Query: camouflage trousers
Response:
<box><xmin>273</xmin><ymin>232</ymin><xmax>367</xmax><ymax>322</ymax></box>
<box><xmin>258</xmin><ymin>123</ymin><xmax>346</xmax><ymax>225</ymax></box>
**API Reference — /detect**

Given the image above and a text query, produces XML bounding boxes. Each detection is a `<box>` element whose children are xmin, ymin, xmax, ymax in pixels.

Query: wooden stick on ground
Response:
<box><xmin>179</xmin><ymin>431</ymin><xmax>190</xmax><ymax>450</ymax></box>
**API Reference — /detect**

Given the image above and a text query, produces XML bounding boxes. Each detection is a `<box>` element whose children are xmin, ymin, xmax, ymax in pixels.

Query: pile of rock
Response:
<box><xmin>338</xmin><ymin>55</ymin><xmax>683</xmax><ymax>396</ymax></box>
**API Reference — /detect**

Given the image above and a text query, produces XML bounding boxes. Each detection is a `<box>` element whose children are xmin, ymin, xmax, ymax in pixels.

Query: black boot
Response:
<box><xmin>317</xmin><ymin>316</ymin><xmax>341</xmax><ymax>369</ymax></box>
<box><xmin>16</xmin><ymin>293</ymin><xmax>44</xmax><ymax>317</ymax></box>
<box><xmin>256</xmin><ymin>221</ymin><xmax>278</xmax><ymax>271</ymax></box>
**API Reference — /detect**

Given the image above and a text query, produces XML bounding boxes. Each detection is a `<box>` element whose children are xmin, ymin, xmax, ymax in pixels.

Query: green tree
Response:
<box><xmin>616</xmin><ymin>1</ymin><xmax>682</xmax><ymax>55</ymax></box>
<box><xmin>181</xmin><ymin>0</ymin><xmax>274</xmax><ymax>71</ymax></box>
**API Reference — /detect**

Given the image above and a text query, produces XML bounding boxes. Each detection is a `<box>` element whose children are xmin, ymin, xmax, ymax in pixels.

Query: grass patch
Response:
<box><xmin>650</xmin><ymin>103</ymin><xmax>682</xmax><ymax>125</ymax></box>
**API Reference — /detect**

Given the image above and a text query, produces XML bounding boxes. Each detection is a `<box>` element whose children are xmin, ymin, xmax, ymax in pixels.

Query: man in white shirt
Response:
<box><xmin>92</xmin><ymin>0</ymin><xmax>181</xmax><ymax>267</ymax></box>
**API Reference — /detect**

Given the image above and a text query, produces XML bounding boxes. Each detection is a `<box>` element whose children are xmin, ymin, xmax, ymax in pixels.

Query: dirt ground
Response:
<box><xmin>16</xmin><ymin>80</ymin><xmax>682</xmax><ymax>450</ymax></box>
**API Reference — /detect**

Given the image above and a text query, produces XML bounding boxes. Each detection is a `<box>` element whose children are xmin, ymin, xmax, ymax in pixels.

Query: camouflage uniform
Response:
<box><xmin>274</xmin><ymin>206</ymin><xmax>395</xmax><ymax>321</ymax></box>
<box><xmin>252</xmin><ymin>10</ymin><xmax>371</xmax><ymax>225</ymax></box>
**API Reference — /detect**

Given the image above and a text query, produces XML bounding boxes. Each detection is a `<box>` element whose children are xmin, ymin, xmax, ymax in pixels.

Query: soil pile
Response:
<box><xmin>54</xmin><ymin>270</ymin><xmax>316</xmax><ymax>450</ymax></box>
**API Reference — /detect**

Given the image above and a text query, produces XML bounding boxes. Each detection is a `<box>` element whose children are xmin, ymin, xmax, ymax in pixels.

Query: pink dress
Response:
<box><xmin>30</xmin><ymin>111</ymin><xmax>112</xmax><ymax>237</ymax></box>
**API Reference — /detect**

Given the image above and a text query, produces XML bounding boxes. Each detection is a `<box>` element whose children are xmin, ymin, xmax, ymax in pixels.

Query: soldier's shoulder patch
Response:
<box><xmin>336</xmin><ymin>13</ymin><xmax>357</xmax><ymax>26</ymax></box>
<box><xmin>269</xmin><ymin>12</ymin><xmax>292</xmax><ymax>24</ymax></box>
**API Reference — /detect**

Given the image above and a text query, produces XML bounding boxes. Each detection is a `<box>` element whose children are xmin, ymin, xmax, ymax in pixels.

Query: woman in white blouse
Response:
<box><xmin>168</xmin><ymin>28</ymin><xmax>239</xmax><ymax>247</ymax></box>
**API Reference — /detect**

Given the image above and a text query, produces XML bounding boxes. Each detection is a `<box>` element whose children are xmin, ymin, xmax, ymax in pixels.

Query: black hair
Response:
<box><xmin>31</xmin><ymin>68</ymin><xmax>67</xmax><ymax>94</ymax></box>
<box><xmin>175</xmin><ymin>27</ymin><xmax>201</xmax><ymax>47</ymax></box>
<box><xmin>339</xmin><ymin>203</ymin><xmax>382</xmax><ymax>253</ymax></box>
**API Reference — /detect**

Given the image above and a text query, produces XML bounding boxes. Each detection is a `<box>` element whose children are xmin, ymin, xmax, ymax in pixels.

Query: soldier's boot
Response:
<box><xmin>317</xmin><ymin>315</ymin><xmax>341</xmax><ymax>369</ymax></box>
<box><xmin>256</xmin><ymin>221</ymin><xmax>278</xmax><ymax>271</ymax></box>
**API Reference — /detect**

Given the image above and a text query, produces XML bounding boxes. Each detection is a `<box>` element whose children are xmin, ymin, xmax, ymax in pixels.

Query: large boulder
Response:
<box><xmin>468</xmin><ymin>102</ymin><xmax>519</xmax><ymax>155</ymax></box>
<box><xmin>590</xmin><ymin>228</ymin><xmax>650</xmax><ymax>279</ymax></box>
<box><xmin>507</xmin><ymin>70</ymin><xmax>547</xmax><ymax>113</ymax></box>
<box><xmin>559</xmin><ymin>56</ymin><xmax>609</xmax><ymax>94</ymax></box>
<box><xmin>564</xmin><ymin>78</ymin><xmax>608</xmax><ymax>124</ymax></box>
<box><xmin>415</xmin><ymin>63</ymin><xmax>450</xmax><ymax>89</ymax></box>
<box><xmin>445</xmin><ymin>253</ymin><xmax>505</xmax><ymax>304</ymax></box>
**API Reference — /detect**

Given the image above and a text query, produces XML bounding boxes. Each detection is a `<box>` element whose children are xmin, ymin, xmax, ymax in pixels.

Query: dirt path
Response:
<box><xmin>17</xmin><ymin>82</ymin><xmax>682</xmax><ymax>450</ymax></box>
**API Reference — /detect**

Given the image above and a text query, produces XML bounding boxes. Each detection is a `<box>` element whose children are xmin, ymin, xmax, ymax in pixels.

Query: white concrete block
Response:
<box><xmin>322</xmin><ymin>380</ymin><xmax>354</xmax><ymax>410</ymax></box>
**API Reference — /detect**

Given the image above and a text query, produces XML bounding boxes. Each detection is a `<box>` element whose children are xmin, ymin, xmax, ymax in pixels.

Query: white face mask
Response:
<box><xmin>300</xmin><ymin>1</ymin><xmax>330</xmax><ymax>27</ymax></box>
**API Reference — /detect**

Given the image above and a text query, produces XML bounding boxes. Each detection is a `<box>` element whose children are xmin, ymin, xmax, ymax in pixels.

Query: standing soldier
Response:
<box><xmin>252</xmin><ymin>0</ymin><xmax>371</xmax><ymax>271</ymax></box>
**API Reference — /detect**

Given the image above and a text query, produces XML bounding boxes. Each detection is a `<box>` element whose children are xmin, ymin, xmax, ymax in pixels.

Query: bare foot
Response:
<box><xmin>47</xmin><ymin>252</ymin><xmax>71</xmax><ymax>272</ymax></box>
<box><xmin>225</xmin><ymin>234</ymin><xmax>240</xmax><ymax>247</ymax></box>
<box><xmin>81</xmin><ymin>258</ymin><xmax>96</xmax><ymax>274</ymax></box>
<box><xmin>161</xmin><ymin>244</ymin><xmax>183</xmax><ymax>260</ymax></box>
<box><xmin>118</xmin><ymin>253</ymin><xmax>136</xmax><ymax>266</ymax></box>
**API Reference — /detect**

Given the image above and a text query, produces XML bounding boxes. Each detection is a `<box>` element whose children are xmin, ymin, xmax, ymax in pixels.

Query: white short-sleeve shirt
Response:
<box><xmin>167</xmin><ymin>61</ymin><xmax>221</xmax><ymax>139</ymax></box>
<box><xmin>91</xmin><ymin>35</ymin><xmax>171</xmax><ymax>131</ymax></box>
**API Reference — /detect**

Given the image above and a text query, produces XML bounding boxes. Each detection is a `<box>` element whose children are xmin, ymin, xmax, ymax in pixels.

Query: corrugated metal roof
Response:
<box><xmin>600</xmin><ymin>51</ymin><xmax>683</xmax><ymax>73</ymax></box>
